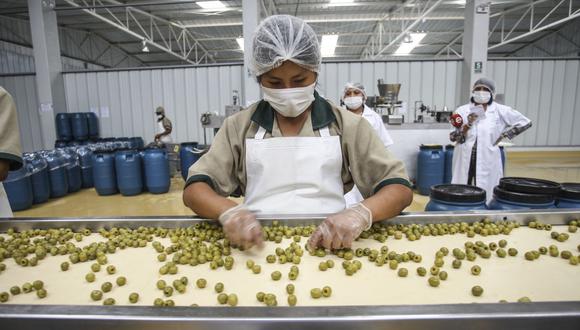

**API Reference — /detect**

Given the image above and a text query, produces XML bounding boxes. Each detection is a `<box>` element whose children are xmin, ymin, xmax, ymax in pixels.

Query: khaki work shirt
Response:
<box><xmin>186</xmin><ymin>91</ymin><xmax>410</xmax><ymax>199</ymax></box>
<box><xmin>0</xmin><ymin>87</ymin><xmax>22</xmax><ymax>170</ymax></box>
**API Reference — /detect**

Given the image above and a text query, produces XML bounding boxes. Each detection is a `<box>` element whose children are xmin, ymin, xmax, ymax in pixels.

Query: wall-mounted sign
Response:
<box><xmin>474</xmin><ymin>61</ymin><xmax>483</xmax><ymax>73</ymax></box>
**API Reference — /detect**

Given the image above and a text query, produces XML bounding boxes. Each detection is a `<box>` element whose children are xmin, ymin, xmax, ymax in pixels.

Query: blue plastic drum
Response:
<box><xmin>179</xmin><ymin>142</ymin><xmax>206</xmax><ymax>180</ymax></box>
<box><xmin>71</xmin><ymin>113</ymin><xmax>89</xmax><ymax>141</ymax></box>
<box><xmin>23</xmin><ymin>153</ymin><xmax>50</xmax><ymax>204</ymax></box>
<box><xmin>443</xmin><ymin>145</ymin><xmax>454</xmax><ymax>184</ymax></box>
<box><xmin>416</xmin><ymin>145</ymin><xmax>445</xmax><ymax>196</ymax></box>
<box><xmin>3</xmin><ymin>166</ymin><xmax>33</xmax><ymax>211</ymax></box>
<box><xmin>43</xmin><ymin>151</ymin><xmax>69</xmax><ymax>198</ymax></box>
<box><xmin>143</xmin><ymin>148</ymin><xmax>170</xmax><ymax>194</ymax></box>
<box><xmin>55</xmin><ymin>113</ymin><xmax>72</xmax><ymax>141</ymax></box>
<box><xmin>115</xmin><ymin>150</ymin><xmax>143</xmax><ymax>196</ymax></box>
<box><xmin>488</xmin><ymin>186</ymin><xmax>556</xmax><ymax>210</ymax></box>
<box><xmin>86</xmin><ymin>112</ymin><xmax>99</xmax><ymax>139</ymax></box>
<box><xmin>556</xmin><ymin>183</ymin><xmax>580</xmax><ymax>209</ymax></box>
<box><xmin>425</xmin><ymin>184</ymin><xmax>487</xmax><ymax>211</ymax></box>
<box><xmin>92</xmin><ymin>152</ymin><xmax>117</xmax><ymax>196</ymax></box>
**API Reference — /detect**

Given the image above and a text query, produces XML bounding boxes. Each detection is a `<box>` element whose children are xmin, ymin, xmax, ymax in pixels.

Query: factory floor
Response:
<box><xmin>13</xmin><ymin>150</ymin><xmax>580</xmax><ymax>218</ymax></box>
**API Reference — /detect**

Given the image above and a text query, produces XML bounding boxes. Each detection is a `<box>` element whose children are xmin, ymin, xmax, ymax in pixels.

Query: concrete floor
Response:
<box><xmin>14</xmin><ymin>151</ymin><xmax>580</xmax><ymax>218</ymax></box>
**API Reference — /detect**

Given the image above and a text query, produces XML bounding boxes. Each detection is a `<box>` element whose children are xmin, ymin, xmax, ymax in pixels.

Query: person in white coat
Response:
<box><xmin>450</xmin><ymin>78</ymin><xmax>532</xmax><ymax>203</ymax></box>
<box><xmin>0</xmin><ymin>87</ymin><xmax>23</xmax><ymax>217</ymax></box>
<box><xmin>341</xmin><ymin>82</ymin><xmax>394</xmax><ymax>206</ymax></box>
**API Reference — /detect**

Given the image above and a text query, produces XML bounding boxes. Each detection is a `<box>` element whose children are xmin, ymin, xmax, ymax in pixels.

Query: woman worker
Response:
<box><xmin>341</xmin><ymin>82</ymin><xmax>394</xmax><ymax>206</ymax></box>
<box><xmin>450</xmin><ymin>77</ymin><xmax>531</xmax><ymax>203</ymax></box>
<box><xmin>183</xmin><ymin>15</ymin><xmax>412</xmax><ymax>251</ymax></box>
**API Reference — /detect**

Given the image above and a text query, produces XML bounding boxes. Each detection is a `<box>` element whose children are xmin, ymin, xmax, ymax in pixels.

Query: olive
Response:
<box><xmin>398</xmin><ymin>268</ymin><xmax>408</xmax><ymax>277</ymax></box>
<box><xmin>286</xmin><ymin>284</ymin><xmax>295</xmax><ymax>294</ymax></box>
<box><xmin>322</xmin><ymin>286</ymin><xmax>332</xmax><ymax>297</ymax></box>
<box><xmin>86</xmin><ymin>272</ymin><xmax>96</xmax><ymax>283</ymax></box>
<box><xmin>428</xmin><ymin>276</ymin><xmax>440</xmax><ymax>287</ymax></box>
<box><xmin>61</xmin><ymin>262</ymin><xmax>70</xmax><ymax>271</ymax></box>
<box><xmin>129</xmin><ymin>293</ymin><xmax>139</xmax><ymax>303</ymax></box>
<box><xmin>90</xmin><ymin>290</ymin><xmax>103</xmax><ymax>301</ymax></box>
<box><xmin>287</xmin><ymin>294</ymin><xmax>297</xmax><ymax>306</ymax></box>
<box><xmin>36</xmin><ymin>288</ymin><xmax>47</xmax><ymax>299</ymax></box>
<box><xmin>416</xmin><ymin>267</ymin><xmax>427</xmax><ymax>276</ymax></box>
<box><xmin>103</xmin><ymin>297</ymin><xmax>115</xmax><ymax>305</ymax></box>
<box><xmin>471</xmin><ymin>265</ymin><xmax>481</xmax><ymax>275</ymax></box>
<box><xmin>252</xmin><ymin>264</ymin><xmax>261</xmax><ymax>274</ymax></box>
<box><xmin>196</xmin><ymin>278</ymin><xmax>207</xmax><ymax>288</ymax></box>
<box><xmin>217</xmin><ymin>293</ymin><xmax>228</xmax><ymax>304</ymax></box>
<box><xmin>271</xmin><ymin>271</ymin><xmax>282</xmax><ymax>281</ymax></box>
<box><xmin>310</xmin><ymin>288</ymin><xmax>322</xmax><ymax>299</ymax></box>
<box><xmin>116</xmin><ymin>276</ymin><xmax>127</xmax><ymax>286</ymax></box>
<box><xmin>215</xmin><ymin>282</ymin><xmax>224</xmax><ymax>293</ymax></box>
<box><xmin>227</xmin><ymin>294</ymin><xmax>238</xmax><ymax>306</ymax></box>
<box><xmin>106</xmin><ymin>265</ymin><xmax>116</xmax><ymax>275</ymax></box>
<box><xmin>472</xmin><ymin>285</ymin><xmax>483</xmax><ymax>297</ymax></box>
<box><xmin>101</xmin><ymin>282</ymin><xmax>113</xmax><ymax>293</ymax></box>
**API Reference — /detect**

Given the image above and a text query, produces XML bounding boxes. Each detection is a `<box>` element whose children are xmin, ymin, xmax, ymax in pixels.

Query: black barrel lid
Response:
<box><xmin>430</xmin><ymin>184</ymin><xmax>486</xmax><ymax>203</ymax></box>
<box><xmin>445</xmin><ymin>144</ymin><xmax>455</xmax><ymax>150</ymax></box>
<box><xmin>493</xmin><ymin>186</ymin><xmax>554</xmax><ymax>204</ymax></box>
<box><xmin>559</xmin><ymin>183</ymin><xmax>580</xmax><ymax>200</ymax></box>
<box><xmin>499</xmin><ymin>177</ymin><xmax>561</xmax><ymax>195</ymax></box>
<box><xmin>420</xmin><ymin>144</ymin><xmax>443</xmax><ymax>150</ymax></box>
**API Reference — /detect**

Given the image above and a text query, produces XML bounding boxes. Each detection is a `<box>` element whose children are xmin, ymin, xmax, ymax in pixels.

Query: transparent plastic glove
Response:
<box><xmin>218</xmin><ymin>205</ymin><xmax>264</xmax><ymax>250</ymax></box>
<box><xmin>307</xmin><ymin>203</ymin><xmax>373</xmax><ymax>251</ymax></box>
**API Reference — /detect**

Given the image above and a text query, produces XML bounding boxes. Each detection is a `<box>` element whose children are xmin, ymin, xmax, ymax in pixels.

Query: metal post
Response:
<box><xmin>242</xmin><ymin>0</ymin><xmax>260</xmax><ymax>107</ymax></box>
<box><xmin>460</xmin><ymin>0</ymin><xmax>490</xmax><ymax>102</ymax></box>
<box><xmin>28</xmin><ymin>0</ymin><xmax>66</xmax><ymax>149</ymax></box>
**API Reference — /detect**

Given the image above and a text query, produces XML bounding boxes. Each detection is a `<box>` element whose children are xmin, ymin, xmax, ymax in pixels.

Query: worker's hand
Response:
<box><xmin>307</xmin><ymin>203</ymin><xmax>373</xmax><ymax>251</ymax></box>
<box><xmin>218</xmin><ymin>204</ymin><xmax>264</xmax><ymax>250</ymax></box>
<box><xmin>467</xmin><ymin>113</ymin><xmax>478</xmax><ymax>124</ymax></box>
<box><xmin>0</xmin><ymin>160</ymin><xmax>9</xmax><ymax>181</ymax></box>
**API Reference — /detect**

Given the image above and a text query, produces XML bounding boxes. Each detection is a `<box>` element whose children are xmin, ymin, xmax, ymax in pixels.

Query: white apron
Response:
<box><xmin>0</xmin><ymin>183</ymin><xmax>13</xmax><ymax>217</ymax></box>
<box><xmin>244</xmin><ymin>126</ymin><xmax>346</xmax><ymax>215</ymax></box>
<box><xmin>157</xmin><ymin>121</ymin><xmax>172</xmax><ymax>144</ymax></box>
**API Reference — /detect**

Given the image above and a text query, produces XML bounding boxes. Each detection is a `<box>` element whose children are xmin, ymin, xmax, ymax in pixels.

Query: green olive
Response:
<box><xmin>196</xmin><ymin>278</ymin><xmax>207</xmax><ymax>288</ymax></box>
<box><xmin>430</xmin><ymin>266</ymin><xmax>439</xmax><ymax>276</ymax></box>
<box><xmin>22</xmin><ymin>283</ymin><xmax>33</xmax><ymax>293</ymax></box>
<box><xmin>518</xmin><ymin>296</ymin><xmax>532</xmax><ymax>303</ymax></box>
<box><xmin>508</xmin><ymin>248</ymin><xmax>518</xmax><ymax>257</ymax></box>
<box><xmin>157</xmin><ymin>279</ymin><xmax>166</xmax><ymax>290</ymax></box>
<box><xmin>471</xmin><ymin>285</ymin><xmax>483</xmax><ymax>297</ymax></box>
<box><xmin>103</xmin><ymin>297</ymin><xmax>115</xmax><ymax>305</ymax></box>
<box><xmin>561</xmin><ymin>250</ymin><xmax>572</xmax><ymax>260</ymax></box>
<box><xmin>0</xmin><ymin>292</ymin><xmax>8</xmax><ymax>303</ymax></box>
<box><xmin>499</xmin><ymin>239</ymin><xmax>507</xmax><ymax>248</ymax></box>
<box><xmin>61</xmin><ymin>262</ymin><xmax>70</xmax><ymax>271</ymax></box>
<box><xmin>434</xmin><ymin>258</ymin><xmax>444</xmax><ymax>267</ymax></box>
<box><xmin>288</xmin><ymin>294</ymin><xmax>297</xmax><ymax>306</ymax></box>
<box><xmin>10</xmin><ymin>286</ymin><xmax>21</xmax><ymax>295</ymax></box>
<box><xmin>417</xmin><ymin>267</ymin><xmax>427</xmax><ymax>276</ymax></box>
<box><xmin>128</xmin><ymin>292</ymin><xmax>139</xmax><ymax>303</ymax></box>
<box><xmin>322</xmin><ymin>286</ymin><xmax>332</xmax><ymax>297</ymax></box>
<box><xmin>266</xmin><ymin>255</ymin><xmax>276</xmax><ymax>263</ymax></box>
<box><xmin>215</xmin><ymin>282</ymin><xmax>224</xmax><ymax>293</ymax></box>
<box><xmin>32</xmin><ymin>280</ymin><xmax>44</xmax><ymax>290</ymax></box>
<box><xmin>397</xmin><ymin>268</ymin><xmax>408</xmax><ymax>277</ymax></box>
<box><xmin>452</xmin><ymin>259</ymin><xmax>462</xmax><ymax>269</ymax></box>
<box><xmin>471</xmin><ymin>265</ymin><xmax>481</xmax><ymax>275</ymax></box>
<box><xmin>91</xmin><ymin>263</ymin><xmax>101</xmax><ymax>272</ymax></box>
<box><xmin>86</xmin><ymin>272</ymin><xmax>96</xmax><ymax>283</ymax></box>
<box><xmin>227</xmin><ymin>294</ymin><xmax>238</xmax><ymax>306</ymax></box>
<box><xmin>286</xmin><ymin>284</ymin><xmax>295</xmax><ymax>294</ymax></box>
<box><xmin>319</xmin><ymin>262</ymin><xmax>328</xmax><ymax>271</ymax></box>
<box><xmin>271</xmin><ymin>271</ymin><xmax>282</xmax><ymax>281</ymax></box>
<box><xmin>438</xmin><ymin>271</ymin><xmax>448</xmax><ymax>281</ymax></box>
<box><xmin>163</xmin><ymin>286</ymin><xmax>174</xmax><ymax>297</ymax></box>
<box><xmin>217</xmin><ymin>293</ymin><xmax>228</xmax><ymax>304</ymax></box>
<box><xmin>428</xmin><ymin>276</ymin><xmax>440</xmax><ymax>287</ymax></box>
<box><xmin>90</xmin><ymin>290</ymin><xmax>103</xmax><ymax>301</ymax></box>
<box><xmin>389</xmin><ymin>260</ymin><xmax>398</xmax><ymax>270</ymax></box>
<box><xmin>106</xmin><ymin>265</ymin><xmax>116</xmax><ymax>274</ymax></box>
<box><xmin>116</xmin><ymin>276</ymin><xmax>127</xmax><ymax>286</ymax></box>
<box><xmin>256</xmin><ymin>292</ymin><xmax>265</xmax><ymax>302</ymax></box>
<box><xmin>326</xmin><ymin>260</ymin><xmax>335</xmax><ymax>268</ymax></box>
<box><xmin>36</xmin><ymin>288</ymin><xmax>47</xmax><ymax>299</ymax></box>
<box><xmin>101</xmin><ymin>282</ymin><xmax>113</xmax><ymax>293</ymax></box>
<box><xmin>154</xmin><ymin>298</ymin><xmax>164</xmax><ymax>306</ymax></box>
<box><xmin>525</xmin><ymin>251</ymin><xmax>535</xmax><ymax>261</ymax></box>
<box><xmin>246</xmin><ymin>260</ymin><xmax>255</xmax><ymax>269</ymax></box>
<box><xmin>496</xmin><ymin>248</ymin><xmax>507</xmax><ymax>258</ymax></box>
<box><xmin>310</xmin><ymin>288</ymin><xmax>322</xmax><ymax>299</ymax></box>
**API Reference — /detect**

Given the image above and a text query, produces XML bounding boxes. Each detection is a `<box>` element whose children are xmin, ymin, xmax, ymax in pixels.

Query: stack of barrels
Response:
<box><xmin>488</xmin><ymin>177</ymin><xmax>580</xmax><ymax>210</ymax></box>
<box><xmin>55</xmin><ymin>112</ymin><xmax>99</xmax><ymax>145</ymax></box>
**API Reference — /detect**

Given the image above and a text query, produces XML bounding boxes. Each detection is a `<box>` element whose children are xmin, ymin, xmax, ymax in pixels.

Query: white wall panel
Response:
<box><xmin>488</xmin><ymin>59</ymin><xmax>580</xmax><ymax>146</ymax></box>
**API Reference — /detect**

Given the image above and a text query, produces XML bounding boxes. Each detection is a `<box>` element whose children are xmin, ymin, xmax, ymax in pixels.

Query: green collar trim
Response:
<box><xmin>251</xmin><ymin>90</ymin><xmax>336</xmax><ymax>132</ymax></box>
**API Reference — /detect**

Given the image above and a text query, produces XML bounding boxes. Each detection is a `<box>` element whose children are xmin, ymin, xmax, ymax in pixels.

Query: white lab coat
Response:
<box><xmin>451</xmin><ymin>102</ymin><xmax>530</xmax><ymax>203</ymax></box>
<box><xmin>0</xmin><ymin>183</ymin><xmax>12</xmax><ymax>217</ymax></box>
<box><xmin>344</xmin><ymin>105</ymin><xmax>394</xmax><ymax>206</ymax></box>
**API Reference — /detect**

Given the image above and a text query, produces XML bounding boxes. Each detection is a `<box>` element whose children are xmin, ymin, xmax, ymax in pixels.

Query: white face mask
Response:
<box><xmin>472</xmin><ymin>90</ymin><xmax>491</xmax><ymax>104</ymax></box>
<box><xmin>262</xmin><ymin>83</ymin><xmax>316</xmax><ymax>118</ymax></box>
<box><xmin>343</xmin><ymin>96</ymin><xmax>364</xmax><ymax>110</ymax></box>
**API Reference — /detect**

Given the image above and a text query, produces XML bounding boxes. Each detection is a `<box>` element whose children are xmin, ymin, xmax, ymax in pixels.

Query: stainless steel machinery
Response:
<box><xmin>413</xmin><ymin>101</ymin><xmax>453</xmax><ymax>124</ymax></box>
<box><xmin>200</xmin><ymin>90</ymin><xmax>243</xmax><ymax>144</ymax></box>
<box><xmin>374</xmin><ymin>80</ymin><xmax>404</xmax><ymax>125</ymax></box>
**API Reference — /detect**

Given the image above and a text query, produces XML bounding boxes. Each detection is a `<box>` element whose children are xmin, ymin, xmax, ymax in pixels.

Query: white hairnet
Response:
<box><xmin>251</xmin><ymin>15</ymin><xmax>321</xmax><ymax>77</ymax></box>
<box><xmin>342</xmin><ymin>82</ymin><xmax>367</xmax><ymax>100</ymax></box>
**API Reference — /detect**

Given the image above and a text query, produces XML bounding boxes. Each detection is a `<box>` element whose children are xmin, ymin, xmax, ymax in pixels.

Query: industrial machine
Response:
<box><xmin>372</xmin><ymin>80</ymin><xmax>404</xmax><ymax>125</ymax></box>
<box><xmin>413</xmin><ymin>101</ymin><xmax>453</xmax><ymax>124</ymax></box>
<box><xmin>200</xmin><ymin>90</ymin><xmax>243</xmax><ymax>144</ymax></box>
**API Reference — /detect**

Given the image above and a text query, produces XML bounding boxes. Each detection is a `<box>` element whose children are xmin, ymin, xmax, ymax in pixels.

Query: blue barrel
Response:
<box><xmin>557</xmin><ymin>183</ymin><xmax>580</xmax><ymax>209</ymax></box>
<box><xmin>143</xmin><ymin>148</ymin><xmax>170</xmax><ymax>194</ymax></box>
<box><xmin>86</xmin><ymin>112</ymin><xmax>99</xmax><ymax>139</ymax></box>
<box><xmin>443</xmin><ymin>145</ymin><xmax>454</xmax><ymax>184</ymax></box>
<box><xmin>43</xmin><ymin>151</ymin><xmax>69</xmax><ymax>198</ymax></box>
<box><xmin>92</xmin><ymin>152</ymin><xmax>117</xmax><ymax>196</ymax></box>
<box><xmin>499</xmin><ymin>177</ymin><xmax>560</xmax><ymax>195</ymax></box>
<box><xmin>489</xmin><ymin>186</ymin><xmax>556</xmax><ymax>210</ymax></box>
<box><xmin>425</xmin><ymin>184</ymin><xmax>487</xmax><ymax>211</ymax></box>
<box><xmin>180</xmin><ymin>142</ymin><xmax>206</xmax><ymax>180</ymax></box>
<box><xmin>3</xmin><ymin>166</ymin><xmax>33</xmax><ymax>211</ymax></box>
<box><xmin>71</xmin><ymin>113</ymin><xmax>89</xmax><ymax>141</ymax></box>
<box><xmin>76</xmin><ymin>147</ymin><xmax>94</xmax><ymax>188</ymax></box>
<box><xmin>60</xmin><ymin>150</ymin><xmax>82</xmax><ymax>193</ymax></box>
<box><xmin>55</xmin><ymin>113</ymin><xmax>72</xmax><ymax>141</ymax></box>
<box><xmin>416</xmin><ymin>145</ymin><xmax>445</xmax><ymax>196</ymax></box>
<box><xmin>23</xmin><ymin>153</ymin><xmax>50</xmax><ymax>204</ymax></box>
<box><xmin>115</xmin><ymin>150</ymin><xmax>143</xmax><ymax>196</ymax></box>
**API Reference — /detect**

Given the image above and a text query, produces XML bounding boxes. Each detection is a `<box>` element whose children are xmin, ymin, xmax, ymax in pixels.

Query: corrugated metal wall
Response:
<box><xmin>0</xmin><ymin>74</ymin><xmax>43</xmax><ymax>153</ymax></box>
<box><xmin>488</xmin><ymin>59</ymin><xmax>580</xmax><ymax>147</ymax></box>
<box><xmin>63</xmin><ymin>65</ymin><xmax>243</xmax><ymax>145</ymax></box>
<box><xmin>319</xmin><ymin>60</ymin><xmax>463</xmax><ymax>114</ymax></box>
<box><xmin>2</xmin><ymin>59</ymin><xmax>579</xmax><ymax>153</ymax></box>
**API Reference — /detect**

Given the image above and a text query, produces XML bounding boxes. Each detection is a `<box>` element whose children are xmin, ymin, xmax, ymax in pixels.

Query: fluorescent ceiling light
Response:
<box><xmin>236</xmin><ymin>38</ymin><xmax>244</xmax><ymax>51</ymax></box>
<box><xmin>394</xmin><ymin>33</ymin><xmax>426</xmax><ymax>55</ymax></box>
<box><xmin>142</xmin><ymin>40</ymin><xmax>149</xmax><ymax>53</ymax></box>
<box><xmin>328</xmin><ymin>0</ymin><xmax>355</xmax><ymax>7</ymax></box>
<box><xmin>321</xmin><ymin>35</ymin><xmax>339</xmax><ymax>57</ymax></box>
<box><xmin>197</xmin><ymin>1</ymin><xmax>227</xmax><ymax>10</ymax></box>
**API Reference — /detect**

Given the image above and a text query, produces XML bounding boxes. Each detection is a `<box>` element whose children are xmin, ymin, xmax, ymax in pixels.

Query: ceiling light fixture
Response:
<box><xmin>321</xmin><ymin>35</ymin><xmax>339</xmax><ymax>57</ymax></box>
<box><xmin>196</xmin><ymin>1</ymin><xmax>227</xmax><ymax>10</ymax></box>
<box><xmin>328</xmin><ymin>0</ymin><xmax>355</xmax><ymax>7</ymax></box>
<box><xmin>142</xmin><ymin>40</ymin><xmax>149</xmax><ymax>53</ymax></box>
